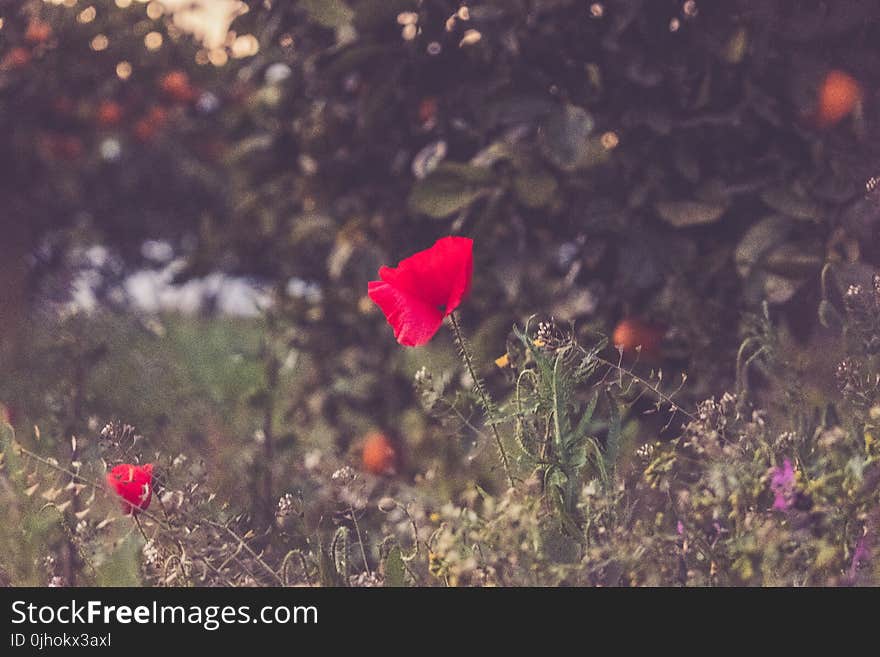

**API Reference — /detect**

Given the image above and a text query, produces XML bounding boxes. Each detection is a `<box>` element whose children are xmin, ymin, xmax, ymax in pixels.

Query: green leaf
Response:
<box><xmin>470</xmin><ymin>139</ymin><xmax>523</xmax><ymax>168</ymax></box>
<box><xmin>655</xmin><ymin>200</ymin><xmax>727</xmax><ymax>227</ymax></box>
<box><xmin>290</xmin><ymin>213</ymin><xmax>337</xmax><ymax>244</ymax></box>
<box><xmin>0</xmin><ymin>418</ymin><xmax>13</xmax><ymax>446</ymax></box>
<box><xmin>383</xmin><ymin>545</ymin><xmax>407</xmax><ymax>587</ymax></box>
<box><xmin>408</xmin><ymin>163</ymin><xmax>493</xmax><ymax>218</ymax></box>
<box><xmin>318</xmin><ymin>546</ymin><xmax>345</xmax><ymax>587</ymax></box>
<box><xmin>760</xmin><ymin>184</ymin><xmax>824</xmax><ymax>221</ymax></box>
<box><xmin>318</xmin><ymin>531</ymin><xmax>347</xmax><ymax>587</ymax></box>
<box><xmin>568</xmin><ymin>391</ymin><xmax>598</xmax><ymax>449</ymax></box>
<box><xmin>323</xmin><ymin>44</ymin><xmax>392</xmax><ymax>80</ymax></box>
<box><xmin>545</xmin><ymin>467</ymin><xmax>568</xmax><ymax>494</ymax></box>
<box><xmin>300</xmin><ymin>0</ymin><xmax>354</xmax><ymax>29</ymax></box>
<box><xmin>438</xmin><ymin>162</ymin><xmax>494</xmax><ymax>185</ymax></box>
<box><xmin>539</xmin><ymin>104</ymin><xmax>595</xmax><ymax>170</ymax></box>
<box><xmin>332</xmin><ymin>526</ymin><xmax>350</xmax><ymax>582</ymax></box>
<box><xmin>763</xmin><ymin>273</ymin><xmax>803</xmax><ymax>305</ymax></box>
<box><xmin>818</xmin><ymin>299</ymin><xmax>843</xmax><ymax>332</ymax></box>
<box><xmin>551</xmin><ymin>351</ymin><xmax>571</xmax><ymax>453</ymax></box>
<box><xmin>488</xmin><ymin>95</ymin><xmax>556</xmax><ymax>127</ymax></box>
<box><xmin>408</xmin><ymin>185</ymin><xmax>483</xmax><ymax>219</ymax></box>
<box><xmin>354</xmin><ymin>0</ymin><xmax>416</xmax><ymax>32</ymax></box>
<box><xmin>566</xmin><ymin>445</ymin><xmax>588</xmax><ymax>469</ymax></box>
<box><xmin>762</xmin><ymin>243</ymin><xmax>823</xmax><ymax>278</ymax></box>
<box><xmin>223</xmin><ymin>135</ymin><xmax>273</xmax><ymax>165</ymax></box>
<box><xmin>734</xmin><ymin>215</ymin><xmax>791</xmax><ymax>278</ymax></box>
<box><xmin>513</xmin><ymin>168</ymin><xmax>558</xmax><ymax>208</ymax></box>
<box><xmin>604</xmin><ymin>391</ymin><xmax>621</xmax><ymax>477</ymax></box>
<box><xmin>722</xmin><ymin>27</ymin><xmax>748</xmax><ymax>64</ymax></box>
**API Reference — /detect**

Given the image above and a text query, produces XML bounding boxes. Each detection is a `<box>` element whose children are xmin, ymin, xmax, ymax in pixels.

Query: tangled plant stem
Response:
<box><xmin>9</xmin><ymin>439</ymin><xmax>285</xmax><ymax>586</ymax></box>
<box><xmin>448</xmin><ymin>312</ymin><xmax>515</xmax><ymax>488</ymax></box>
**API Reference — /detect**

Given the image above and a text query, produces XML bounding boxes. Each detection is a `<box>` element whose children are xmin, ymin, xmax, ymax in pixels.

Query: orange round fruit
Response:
<box><xmin>96</xmin><ymin>100</ymin><xmax>123</xmax><ymax>126</ymax></box>
<box><xmin>133</xmin><ymin>118</ymin><xmax>157</xmax><ymax>142</ymax></box>
<box><xmin>361</xmin><ymin>432</ymin><xmax>397</xmax><ymax>475</ymax></box>
<box><xmin>815</xmin><ymin>69</ymin><xmax>862</xmax><ymax>128</ymax></box>
<box><xmin>418</xmin><ymin>97</ymin><xmax>438</xmax><ymax>126</ymax></box>
<box><xmin>147</xmin><ymin>105</ymin><xmax>169</xmax><ymax>124</ymax></box>
<box><xmin>25</xmin><ymin>20</ymin><xmax>52</xmax><ymax>45</ymax></box>
<box><xmin>159</xmin><ymin>70</ymin><xmax>196</xmax><ymax>103</ymax></box>
<box><xmin>2</xmin><ymin>47</ymin><xmax>31</xmax><ymax>70</ymax></box>
<box><xmin>612</xmin><ymin>318</ymin><xmax>664</xmax><ymax>360</ymax></box>
<box><xmin>132</xmin><ymin>106</ymin><xmax>169</xmax><ymax>142</ymax></box>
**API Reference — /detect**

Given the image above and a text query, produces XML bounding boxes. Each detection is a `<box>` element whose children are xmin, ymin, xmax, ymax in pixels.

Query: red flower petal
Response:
<box><xmin>106</xmin><ymin>463</ymin><xmax>154</xmax><ymax>515</ymax></box>
<box><xmin>368</xmin><ymin>280</ymin><xmax>444</xmax><ymax>347</ymax></box>
<box><xmin>368</xmin><ymin>237</ymin><xmax>473</xmax><ymax>346</ymax></box>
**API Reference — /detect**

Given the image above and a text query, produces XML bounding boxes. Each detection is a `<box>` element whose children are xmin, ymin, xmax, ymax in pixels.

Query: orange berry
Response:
<box><xmin>133</xmin><ymin>119</ymin><xmax>156</xmax><ymax>142</ymax></box>
<box><xmin>612</xmin><ymin>318</ymin><xmax>664</xmax><ymax>360</ymax></box>
<box><xmin>25</xmin><ymin>20</ymin><xmax>52</xmax><ymax>45</ymax></box>
<box><xmin>2</xmin><ymin>47</ymin><xmax>31</xmax><ymax>70</ymax></box>
<box><xmin>96</xmin><ymin>100</ymin><xmax>123</xmax><ymax>126</ymax></box>
<box><xmin>159</xmin><ymin>70</ymin><xmax>196</xmax><ymax>103</ymax></box>
<box><xmin>418</xmin><ymin>97</ymin><xmax>438</xmax><ymax>126</ymax></box>
<box><xmin>132</xmin><ymin>106</ymin><xmax>168</xmax><ymax>142</ymax></box>
<box><xmin>361</xmin><ymin>432</ymin><xmax>397</xmax><ymax>475</ymax></box>
<box><xmin>815</xmin><ymin>69</ymin><xmax>862</xmax><ymax>128</ymax></box>
<box><xmin>147</xmin><ymin>105</ymin><xmax>169</xmax><ymax>124</ymax></box>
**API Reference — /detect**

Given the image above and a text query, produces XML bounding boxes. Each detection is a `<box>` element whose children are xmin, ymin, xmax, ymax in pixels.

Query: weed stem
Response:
<box><xmin>449</xmin><ymin>312</ymin><xmax>515</xmax><ymax>488</ymax></box>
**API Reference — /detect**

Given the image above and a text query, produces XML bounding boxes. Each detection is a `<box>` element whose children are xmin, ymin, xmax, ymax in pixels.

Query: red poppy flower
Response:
<box><xmin>368</xmin><ymin>237</ymin><xmax>473</xmax><ymax>346</ymax></box>
<box><xmin>106</xmin><ymin>463</ymin><xmax>154</xmax><ymax>515</ymax></box>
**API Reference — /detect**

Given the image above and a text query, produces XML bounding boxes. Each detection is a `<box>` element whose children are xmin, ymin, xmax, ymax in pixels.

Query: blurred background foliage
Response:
<box><xmin>1</xmin><ymin>0</ymin><xmax>879</xmax><ymax>585</ymax></box>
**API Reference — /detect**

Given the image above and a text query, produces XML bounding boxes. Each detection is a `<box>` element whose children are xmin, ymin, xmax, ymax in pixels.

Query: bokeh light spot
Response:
<box><xmin>90</xmin><ymin>34</ymin><xmax>109</xmax><ymax>51</ymax></box>
<box><xmin>116</xmin><ymin>60</ymin><xmax>132</xmax><ymax>79</ymax></box>
<box><xmin>78</xmin><ymin>6</ymin><xmax>96</xmax><ymax>23</ymax></box>
<box><xmin>146</xmin><ymin>2</ymin><xmax>164</xmax><ymax>20</ymax></box>
<box><xmin>231</xmin><ymin>34</ymin><xmax>259</xmax><ymax>58</ymax></box>
<box><xmin>144</xmin><ymin>31</ymin><xmax>163</xmax><ymax>50</ymax></box>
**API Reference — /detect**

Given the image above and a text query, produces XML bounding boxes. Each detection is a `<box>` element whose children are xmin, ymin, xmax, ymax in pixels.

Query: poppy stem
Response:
<box><xmin>133</xmin><ymin>515</ymin><xmax>150</xmax><ymax>543</ymax></box>
<box><xmin>448</xmin><ymin>312</ymin><xmax>515</xmax><ymax>488</ymax></box>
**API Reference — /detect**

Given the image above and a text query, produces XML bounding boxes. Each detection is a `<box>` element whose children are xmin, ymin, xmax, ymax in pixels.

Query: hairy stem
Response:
<box><xmin>448</xmin><ymin>312</ymin><xmax>515</xmax><ymax>487</ymax></box>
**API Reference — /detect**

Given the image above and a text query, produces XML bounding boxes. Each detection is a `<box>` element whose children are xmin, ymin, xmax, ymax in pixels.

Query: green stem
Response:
<box><xmin>448</xmin><ymin>312</ymin><xmax>515</xmax><ymax>488</ymax></box>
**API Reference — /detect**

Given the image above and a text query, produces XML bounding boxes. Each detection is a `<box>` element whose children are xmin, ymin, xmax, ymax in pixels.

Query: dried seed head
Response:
<box><xmin>276</xmin><ymin>492</ymin><xmax>300</xmax><ymax>520</ymax></box>
<box><xmin>331</xmin><ymin>466</ymin><xmax>357</xmax><ymax>486</ymax></box>
<box><xmin>836</xmin><ymin>358</ymin><xmax>860</xmax><ymax>391</ymax></box>
<box><xmin>636</xmin><ymin>442</ymin><xmax>657</xmax><ymax>459</ymax></box>
<box><xmin>533</xmin><ymin>318</ymin><xmax>570</xmax><ymax>350</ymax></box>
<box><xmin>844</xmin><ymin>284</ymin><xmax>869</xmax><ymax>320</ymax></box>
